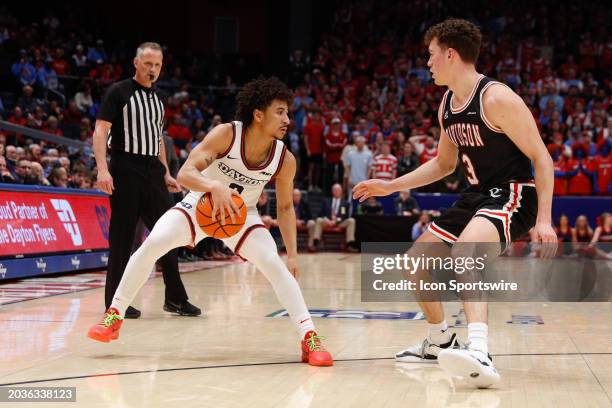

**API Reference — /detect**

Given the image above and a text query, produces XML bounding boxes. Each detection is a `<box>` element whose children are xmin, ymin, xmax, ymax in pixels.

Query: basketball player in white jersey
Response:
<box><xmin>88</xmin><ymin>76</ymin><xmax>333</xmax><ymax>367</ymax></box>
<box><xmin>354</xmin><ymin>19</ymin><xmax>557</xmax><ymax>387</ymax></box>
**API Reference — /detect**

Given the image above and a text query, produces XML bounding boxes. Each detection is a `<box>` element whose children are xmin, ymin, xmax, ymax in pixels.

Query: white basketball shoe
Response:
<box><xmin>437</xmin><ymin>347</ymin><xmax>500</xmax><ymax>388</ymax></box>
<box><xmin>395</xmin><ymin>333</ymin><xmax>462</xmax><ymax>363</ymax></box>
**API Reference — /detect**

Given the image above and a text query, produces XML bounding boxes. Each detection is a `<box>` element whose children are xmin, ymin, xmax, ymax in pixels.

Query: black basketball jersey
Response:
<box><xmin>441</xmin><ymin>76</ymin><xmax>533</xmax><ymax>192</ymax></box>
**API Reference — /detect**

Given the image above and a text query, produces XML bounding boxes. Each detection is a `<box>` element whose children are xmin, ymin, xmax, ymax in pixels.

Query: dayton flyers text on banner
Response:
<box><xmin>0</xmin><ymin>188</ymin><xmax>110</xmax><ymax>257</ymax></box>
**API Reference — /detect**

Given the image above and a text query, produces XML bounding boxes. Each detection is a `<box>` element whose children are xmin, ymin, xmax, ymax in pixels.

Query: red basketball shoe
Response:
<box><xmin>87</xmin><ymin>308</ymin><xmax>123</xmax><ymax>343</ymax></box>
<box><xmin>301</xmin><ymin>331</ymin><xmax>333</xmax><ymax>366</ymax></box>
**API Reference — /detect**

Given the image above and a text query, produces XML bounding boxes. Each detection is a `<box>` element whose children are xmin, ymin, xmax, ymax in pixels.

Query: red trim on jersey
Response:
<box><xmin>450</xmin><ymin>75</ymin><xmax>485</xmax><ymax>113</ymax></box>
<box><xmin>217</xmin><ymin>122</ymin><xmax>236</xmax><ymax>159</ymax></box>
<box><xmin>475</xmin><ymin>209</ymin><xmax>511</xmax><ymax>243</ymax></box>
<box><xmin>504</xmin><ymin>182</ymin><xmax>520</xmax><ymax>213</ymax></box>
<box><xmin>240</xmin><ymin>126</ymin><xmax>277</xmax><ymax>170</ymax></box>
<box><xmin>169</xmin><ymin>207</ymin><xmax>196</xmax><ymax>249</ymax></box>
<box><xmin>271</xmin><ymin>144</ymin><xmax>287</xmax><ymax>180</ymax></box>
<box><xmin>234</xmin><ymin>224</ymin><xmax>267</xmax><ymax>257</ymax></box>
<box><xmin>429</xmin><ymin>222</ymin><xmax>458</xmax><ymax>242</ymax></box>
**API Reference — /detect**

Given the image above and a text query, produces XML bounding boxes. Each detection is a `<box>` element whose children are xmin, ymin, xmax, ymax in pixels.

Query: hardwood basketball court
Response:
<box><xmin>1</xmin><ymin>253</ymin><xmax>610</xmax><ymax>407</ymax></box>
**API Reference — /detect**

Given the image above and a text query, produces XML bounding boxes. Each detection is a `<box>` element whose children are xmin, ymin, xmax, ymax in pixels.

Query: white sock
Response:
<box><xmin>238</xmin><ymin>228</ymin><xmax>316</xmax><ymax>340</ymax></box>
<box><xmin>111</xmin><ymin>210</ymin><xmax>191</xmax><ymax>316</ymax></box>
<box><xmin>467</xmin><ymin>322</ymin><xmax>488</xmax><ymax>354</ymax></box>
<box><xmin>294</xmin><ymin>314</ymin><xmax>316</xmax><ymax>339</ymax></box>
<box><xmin>427</xmin><ymin>320</ymin><xmax>451</xmax><ymax>344</ymax></box>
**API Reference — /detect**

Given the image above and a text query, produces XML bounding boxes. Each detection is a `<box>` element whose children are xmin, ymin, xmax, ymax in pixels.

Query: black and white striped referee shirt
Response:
<box><xmin>97</xmin><ymin>78</ymin><xmax>164</xmax><ymax>156</ymax></box>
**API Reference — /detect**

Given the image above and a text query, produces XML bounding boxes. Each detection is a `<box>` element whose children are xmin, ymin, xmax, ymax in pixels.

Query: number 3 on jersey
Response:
<box><xmin>229</xmin><ymin>183</ymin><xmax>244</xmax><ymax>194</ymax></box>
<box><xmin>461</xmin><ymin>153</ymin><xmax>480</xmax><ymax>185</ymax></box>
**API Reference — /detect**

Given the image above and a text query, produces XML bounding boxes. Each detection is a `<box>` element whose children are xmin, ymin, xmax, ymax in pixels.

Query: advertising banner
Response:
<box><xmin>0</xmin><ymin>186</ymin><xmax>110</xmax><ymax>279</ymax></box>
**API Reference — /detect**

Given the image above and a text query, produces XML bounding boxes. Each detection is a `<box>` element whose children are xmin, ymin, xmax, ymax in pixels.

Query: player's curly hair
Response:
<box><xmin>235</xmin><ymin>76</ymin><xmax>293</xmax><ymax>128</ymax></box>
<box><xmin>424</xmin><ymin>18</ymin><xmax>482</xmax><ymax>63</ymax></box>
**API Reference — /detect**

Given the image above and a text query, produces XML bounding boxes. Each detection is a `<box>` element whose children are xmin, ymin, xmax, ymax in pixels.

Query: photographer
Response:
<box><xmin>411</xmin><ymin>212</ymin><xmax>431</xmax><ymax>241</ymax></box>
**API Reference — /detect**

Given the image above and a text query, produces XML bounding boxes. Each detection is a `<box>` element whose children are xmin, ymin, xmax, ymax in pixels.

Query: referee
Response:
<box><xmin>93</xmin><ymin>42</ymin><xmax>200</xmax><ymax>318</ymax></box>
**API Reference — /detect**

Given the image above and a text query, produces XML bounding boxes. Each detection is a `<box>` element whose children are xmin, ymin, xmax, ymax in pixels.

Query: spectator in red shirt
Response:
<box><xmin>571</xmin><ymin>130</ymin><xmax>598</xmax><ymax>159</ymax></box>
<box><xmin>526</xmin><ymin>49</ymin><xmax>549</xmax><ymax>81</ymax></box>
<box><xmin>303</xmin><ymin>106</ymin><xmax>325</xmax><ymax>191</ymax></box>
<box><xmin>62</xmin><ymin>101</ymin><xmax>83</xmax><ymax>125</ymax></box>
<box><xmin>566</xmin><ymin>153</ymin><xmax>595</xmax><ymax>195</ymax></box>
<box><xmin>6</xmin><ymin>106</ymin><xmax>28</xmax><ymax>144</ymax></box>
<box><xmin>519</xmin><ymin>36</ymin><xmax>537</xmax><ymax>69</ymax></box>
<box><xmin>563</xmin><ymin>86</ymin><xmax>585</xmax><ymax>115</ymax></box>
<box><xmin>340</xmin><ymin>69</ymin><xmax>358</xmax><ymax>103</ymax></box>
<box><xmin>370</xmin><ymin>141</ymin><xmax>397</xmax><ymax>180</ymax></box>
<box><xmin>578</xmin><ymin>32</ymin><xmax>598</xmax><ymax>72</ymax></box>
<box><xmin>600</xmin><ymin>34</ymin><xmax>612</xmax><ymax>71</ymax></box>
<box><xmin>403</xmin><ymin>76</ymin><xmax>424</xmax><ymax>113</ymax></box>
<box><xmin>51</xmin><ymin>48</ymin><xmax>70</xmax><ymax>75</ymax></box>
<box><xmin>560</xmin><ymin>55</ymin><xmax>579</xmax><ymax>80</ymax></box>
<box><xmin>167</xmin><ymin>113</ymin><xmax>192</xmax><ymax>152</ymax></box>
<box><xmin>42</xmin><ymin>115</ymin><xmax>63</xmax><ymax>136</ymax></box>
<box><xmin>164</xmin><ymin>96</ymin><xmax>181</xmax><ymax>120</ymax></box>
<box><xmin>373</xmin><ymin>55</ymin><xmax>392</xmax><ymax>81</ymax></box>
<box><xmin>8</xmin><ymin>106</ymin><xmax>27</xmax><ymax>127</ymax></box>
<box><xmin>392</xmin><ymin>131</ymin><xmax>407</xmax><ymax>158</ymax></box>
<box><xmin>553</xmin><ymin>152</ymin><xmax>569</xmax><ymax>195</ymax></box>
<box><xmin>547</xmin><ymin>132</ymin><xmax>567</xmax><ymax>161</ymax></box>
<box><xmin>593</xmin><ymin>147</ymin><xmax>612</xmax><ymax>195</ymax></box>
<box><xmin>411</xmin><ymin>110</ymin><xmax>432</xmax><ymax>135</ymax></box>
<box><xmin>323</xmin><ymin>117</ymin><xmax>348</xmax><ymax>192</ymax></box>
<box><xmin>418</xmin><ymin>136</ymin><xmax>438</xmax><ymax>164</ymax></box>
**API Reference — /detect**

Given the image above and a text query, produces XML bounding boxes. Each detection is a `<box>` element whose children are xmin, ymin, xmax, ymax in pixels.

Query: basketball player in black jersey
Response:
<box><xmin>354</xmin><ymin>19</ymin><xmax>557</xmax><ymax>388</ymax></box>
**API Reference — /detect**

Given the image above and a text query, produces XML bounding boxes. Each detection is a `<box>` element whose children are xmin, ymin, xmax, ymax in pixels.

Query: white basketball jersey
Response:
<box><xmin>185</xmin><ymin>121</ymin><xmax>287</xmax><ymax>209</ymax></box>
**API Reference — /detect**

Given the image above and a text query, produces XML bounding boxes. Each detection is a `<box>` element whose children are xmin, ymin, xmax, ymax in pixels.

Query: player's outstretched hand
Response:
<box><xmin>210</xmin><ymin>181</ymin><xmax>240</xmax><ymax>225</ymax></box>
<box><xmin>286</xmin><ymin>256</ymin><xmax>299</xmax><ymax>279</ymax></box>
<box><xmin>352</xmin><ymin>179</ymin><xmax>392</xmax><ymax>202</ymax></box>
<box><xmin>533</xmin><ymin>222</ymin><xmax>557</xmax><ymax>259</ymax></box>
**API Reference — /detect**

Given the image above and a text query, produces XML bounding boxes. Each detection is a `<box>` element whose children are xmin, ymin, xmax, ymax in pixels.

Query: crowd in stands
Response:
<box><xmin>283</xmin><ymin>0</ymin><xmax>611</xmax><ymax>197</ymax></box>
<box><xmin>0</xmin><ymin>2</ymin><xmax>610</xmax><ymax>197</ymax></box>
<box><xmin>0</xmin><ymin>2</ymin><xmax>610</xmax><ymax>254</ymax></box>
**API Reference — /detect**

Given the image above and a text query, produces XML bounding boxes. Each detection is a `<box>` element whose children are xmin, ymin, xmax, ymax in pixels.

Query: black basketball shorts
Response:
<box><xmin>428</xmin><ymin>181</ymin><xmax>538</xmax><ymax>250</ymax></box>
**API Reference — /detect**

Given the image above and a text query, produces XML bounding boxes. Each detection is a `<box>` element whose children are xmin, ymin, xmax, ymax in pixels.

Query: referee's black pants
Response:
<box><xmin>105</xmin><ymin>151</ymin><xmax>188</xmax><ymax>308</ymax></box>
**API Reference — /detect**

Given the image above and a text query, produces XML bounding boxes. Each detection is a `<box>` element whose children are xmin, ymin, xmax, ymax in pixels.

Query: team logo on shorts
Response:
<box><xmin>489</xmin><ymin>188</ymin><xmax>502</xmax><ymax>198</ymax></box>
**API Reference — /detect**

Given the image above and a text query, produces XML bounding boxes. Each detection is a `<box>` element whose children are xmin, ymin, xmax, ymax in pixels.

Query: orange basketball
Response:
<box><xmin>195</xmin><ymin>193</ymin><xmax>247</xmax><ymax>238</ymax></box>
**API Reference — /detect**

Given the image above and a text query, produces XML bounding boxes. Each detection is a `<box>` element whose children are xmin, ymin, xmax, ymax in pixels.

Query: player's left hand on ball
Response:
<box><xmin>286</xmin><ymin>256</ymin><xmax>299</xmax><ymax>279</ymax></box>
<box><xmin>165</xmin><ymin>174</ymin><xmax>181</xmax><ymax>193</ymax></box>
<box><xmin>533</xmin><ymin>222</ymin><xmax>557</xmax><ymax>259</ymax></box>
